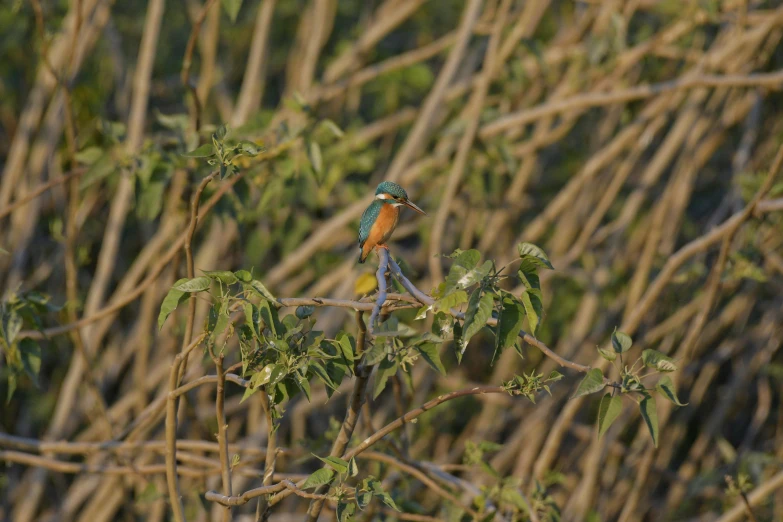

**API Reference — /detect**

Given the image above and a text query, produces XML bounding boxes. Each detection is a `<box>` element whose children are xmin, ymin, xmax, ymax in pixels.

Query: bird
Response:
<box><xmin>358</xmin><ymin>181</ymin><xmax>426</xmax><ymax>263</ymax></box>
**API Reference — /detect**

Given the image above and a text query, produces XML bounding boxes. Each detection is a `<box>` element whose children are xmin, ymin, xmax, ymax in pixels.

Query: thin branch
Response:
<box><xmin>0</xmin><ymin>169</ymin><xmax>84</xmax><ymax>220</ymax></box>
<box><xmin>207</xmin><ymin>479</ymin><xmax>329</xmax><ymax>507</ymax></box>
<box><xmin>480</xmin><ymin>71</ymin><xmax>783</xmax><ymax>138</ymax></box>
<box><xmin>165</xmin><ymin>334</ymin><xmax>206</xmax><ymax>522</ymax></box>
<box><xmin>210</xmin><ymin>350</ymin><xmax>232</xmax><ymax>522</ymax></box>
<box><xmin>254</xmin><ymin>390</ymin><xmax>277</xmax><ymax>522</ymax></box>
<box><xmin>269</xmin><ymin>386</ymin><xmax>507</xmax><ymax>507</ymax></box>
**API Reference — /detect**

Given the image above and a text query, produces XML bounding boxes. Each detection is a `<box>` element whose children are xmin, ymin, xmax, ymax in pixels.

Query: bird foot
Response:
<box><xmin>375</xmin><ymin>243</ymin><xmax>390</xmax><ymax>251</ymax></box>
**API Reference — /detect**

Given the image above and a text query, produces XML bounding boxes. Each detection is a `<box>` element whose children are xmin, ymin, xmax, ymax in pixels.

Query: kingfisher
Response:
<box><xmin>358</xmin><ymin>181</ymin><xmax>426</xmax><ymax>263</ymax></box>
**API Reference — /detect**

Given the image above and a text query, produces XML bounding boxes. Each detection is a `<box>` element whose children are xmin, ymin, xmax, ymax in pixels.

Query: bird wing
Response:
<box><xmin>358</xmin><ymin>200</ymin><xmax>382</xmax><ymax>248</ymax></box>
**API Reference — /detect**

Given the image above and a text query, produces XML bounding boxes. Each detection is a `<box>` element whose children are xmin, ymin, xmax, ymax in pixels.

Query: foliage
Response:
<box><xmin>1</xmin><ymin>1</ymin><xmax>782</xmax><ymax>521</ymax></box>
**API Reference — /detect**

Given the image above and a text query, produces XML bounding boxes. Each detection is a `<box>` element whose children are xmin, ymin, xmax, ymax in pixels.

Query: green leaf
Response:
<box><xmin>572</xmin><ymin>368</ymin><xmax>605</xmax><ymax>398</ymax></box>
<box><xmin>372</xmin><ymin>357</ymin><xmax>398</xmax><ymax>399</ymax></box>
<box><xmin>462</xmin><ymin>290</ymin><xmax>494</xmax><ymax>352</ymax></box>
<box><xmin>257</xmin><ymin>299</ymin><xmax>281</xmax><ymax>337</ymax></box>
<box><xmin>372</xmin><ymin>316</ymin><xmax>417</xmax><ymax>337</ymax></box>
<box><xmin>520</xmin><ymin>289</ymin><xmax>543</xmax><ymax>335</ymax></box>
<box><xmin>182</xmin><ymin>143</ymin><xmax>214</xmax><ymax>158</ymax></box>
<box><xmin>308</xmin><ymin>141</ymin><xmax>323</xmax><ymax>175</ymax></box>
<box><xmin>3</xmin><ymin>310</ymin><xmax>23</xmax><ymax>345</ymax></box>
<box><xmin>322</xmin><ymin>119</ymin><xmax>345</xmax><ymax>138</ymax></box>
<box><xmin>79</xmin><ymin>153</ymin><xmax>116</xmax><ymax>189</ymax></box>
<box><xmin>433</xmin><ymin>290</ymin><xmax>468</xmax><ymax>312</ymax></box>
<box><xmin>243</xmin><ymin>302</ymin><xmax>260</xmax><ymax>340</ymax></box>
<box><xmin>368</xmin><ymin>478</ymin><xmax>400</xmax><ymax>511</ymax></box>
<box><xmin>517</xmin><ymin>242</ymin><xmax>554</xmax><ymax>270</ymax></box>
<box><xmin>452</xmin><ymin>249</ymin><xmax>481</xmax><ymax>269</ymax></box>
<box><xmin>234</xmin><ymin>270</ymin><xmax>253</xmax><ymax>282</ymax></box>
<box><xmin>642</xmin><ymin>349</ymin><xmax>678</xmax><ymax>372</ymax></box>
<box><xmin>598</xmin><ymin>347</ymin><xmax>616</xmax><ymax>361</ymax></box>
<box><xmin>355</xmin><ymin>487</ymin><xmax>372</xmax><ymax>510</ymax></box>
<box><xmin>241</xmin><ymin>364</ymin><xmax>274</xmax><ymax>403</ymax></box>
<box><xmin>296</xmin><ymin>305</ymin><xmax>315</xmax><ymax>319</ymax></box>
<box><xmin>6</xmin><ymin>373</ymin><xmax>16</xmax><ymax>403</ymax></box>
<box><xmin>309</xmin><ymin>361</ymin><xmax>337</xmax><ymax>390</ymax></box>
<box><xmin>301</xmin><ymin>468</ymin><xmax>334</xmax><ymax>490</ymax></box>
<box><xmin>19</xmin><ymin>338</ymin><xmax>41</xmax><ymax>385</ymax></box>
<box><xmin>295</xmin><ymin>372</ymin><xmax>312</xmax><ymax>402</ymax></box>
<box><xmin>494</xmin><ymin>295</ymin><xmax>525</xmax><ymax>362</ymax></box>
<box><xmin>337</xmin><ymin>500</ymin><xmax>356</xmax><ymax>522</ymax></box>
<box><xmin>221</xmin><ymin>0</ymin><xmax>243</xmax><ymax>22</ymax></box>
<box><xmin>249</xmin><ymin>280</ymin><xmax>276</xmax><ymax>301</ymax></box>
<box><xmin>348</xmin><ymin>457</ymin><xmax>359</xmax><ymax>477</ymax></box>
<box><xmin>362</xmin><ymin>342</ymin><xmax>386</xmax><ymax>366</ymax></box>
<box><xmin>415</xmin><ymin>342</ymin><xmax>446</xmax><ymax>375</ymax></box>
<box><xmin>611</xmin><ymin>329</ymin><xmax>633</xmax><ymax>353</ymax></box>
<box><xmin>209</xmin><ymin>300</ymin><xmax>230</xmax><ymax>342</ymax></box>
<box><xmin>336</xmin><ymin>333</ymin><xmax>355</xmax><ymax>364</ymax></box>
<box><xmin>173</xmin><ymin>276</ymin><xmax>211</xmax><ymax>292</ymax></box>
<box><xmin>597</xmin><ymin>393</ymin><xmax>623</xmax><ymax>438</ymax></box>
<box><xmin>656</xmin><ymin>375</ymin><xmax>687</xmax><ymax>406</ymax></box>
<box><xmin>269</xmin><ymin>364</ymin><xmax>287</xmax><ymax>386</ymax></box>
<box><xmin>135</xmin><ymin>179</ymin><xmax>166</xmax><ymax>221</ymax></box>
<box><xmin>314</xmin><ymin>455</ymin><xmax>349</xmax><ymax>474</ymax></box>
<box><xmin>517</xmin><ymin>268</ymin><xmax>540</xmax><ymax>291</ymax></box>
<box><xmin>547</xmin><ymin>370</ymin><xmax>564</xmax><ymax>382</ymax></box>
<box><xmin>201</xmin><ymin>270</ymin><xmax>238</xmax><ymax>285</ymax></box>
<box><xmin>237</xmin><ymin>140</ymin><xmax>262</xmax><ymax>157</ymax></box>
<box><xmin>639</xmin><ymin>395</ymin><xmax>659</xmax><ymax>447</ymax></box>
<box><xmin>214</xmin><ymin>124</ymin><xmax>227</xmax><ymax>141</ymax></box>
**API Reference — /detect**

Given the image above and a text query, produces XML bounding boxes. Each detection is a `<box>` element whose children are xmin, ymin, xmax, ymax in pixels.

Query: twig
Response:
<box><xmin>343</xmin><ymin>386</ymin><xmax>506</xmax><ymax>461</ymax></box>
<box><xmin>165</xmin><ymin>334</ymin><xmax>206</xmax><ymax>522</ymax></box>
<box><xmin>254</xmin><ymin>390</ymin><xmax>277</xmax><ymax>522</ymax></box>
<box><xmin>363</xmin><ymin>451</ymin><xmax>480</xmax><ymax>518</ymax></box>
<box><xmin>0</xmin><ymin>168</ymin><xmax>85</xmax><ymax>220</ymax></box>
<box><xmin>269</xmin><ymin>385</ymin><xmax>506</xmax><ymax>507</ymax></box>
<box><xmin>209</xmin><ymin>350</ymin><xmax>232</xmax><ymax>522</ymax></box>
<box><xmin>207</xmin><ymin>479</ymin><xmax>329</xmax><ymax>507</ymax></box>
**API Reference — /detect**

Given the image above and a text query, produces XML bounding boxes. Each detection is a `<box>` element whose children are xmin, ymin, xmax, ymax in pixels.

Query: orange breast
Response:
<box><xmin>361</xmin><ymin>204</ymin><xmax>400</xmax><ymax>260</ymax></box>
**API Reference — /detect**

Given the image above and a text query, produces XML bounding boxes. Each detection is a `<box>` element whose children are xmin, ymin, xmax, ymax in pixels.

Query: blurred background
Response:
<box><xmin>1</xmin><ymin>0</ymin><xmax>783</xmax><ymax>520</ymax></box>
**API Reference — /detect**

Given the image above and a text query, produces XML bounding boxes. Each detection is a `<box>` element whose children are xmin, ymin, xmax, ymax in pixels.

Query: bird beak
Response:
<box><xmin>401</xmin><ymin>198</ymin><xmax>427</xmax><ymax>215</ymax></box>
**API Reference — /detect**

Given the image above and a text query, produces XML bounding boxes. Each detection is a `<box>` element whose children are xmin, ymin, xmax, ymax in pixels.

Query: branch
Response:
<box><xmin>368</xmin><ymin>247</ymin><xmax>390</xmax><ymax>333</ymax></box>
<box><xmin>254</xmin><ymin>390</ymin><xmax>277</xmax><ymax>522</ymax></box>
<box><xmin>268</xmin><ymin>386</ymin><xmax>507</xmax><ymax>507</ymax></box>
<box><xmin>304</xmin><ymin>311</ymin><xmax>371</xmax><ymax>521</ymax></box>
<box><xmin>181</xmin><ymin>0</ymin><xmax>218</xmax><ymax>131</ymax></box>
<box><xmin>206</xmin><ymin>479</ymin><xmax>329</xmax><ymax>507</ymax></box>
<box><xmin>165</xmin><ymin>334</ymin><xmax>206</xmax><ymax>522</ymax></box>
<box><xmin>480</xmin><ymin>71</ymin><xmax>783</xmax><ymax>138</ymax></box>
<box><xmin>209</xmin><ymin>350</ymin><xmax>232</xmax><ymax>522</ymax></box>
<box><xmin>0</xmin><ymin>168</ymin><xmax>84</xmax><ymax>220</ymax></box>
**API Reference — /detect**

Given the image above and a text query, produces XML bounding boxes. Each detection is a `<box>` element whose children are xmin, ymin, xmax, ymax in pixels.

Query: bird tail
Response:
<box><xmin>358</xmin><ymin>248</ymin><xmax>366</xmax><ymax>264</ymax></box>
